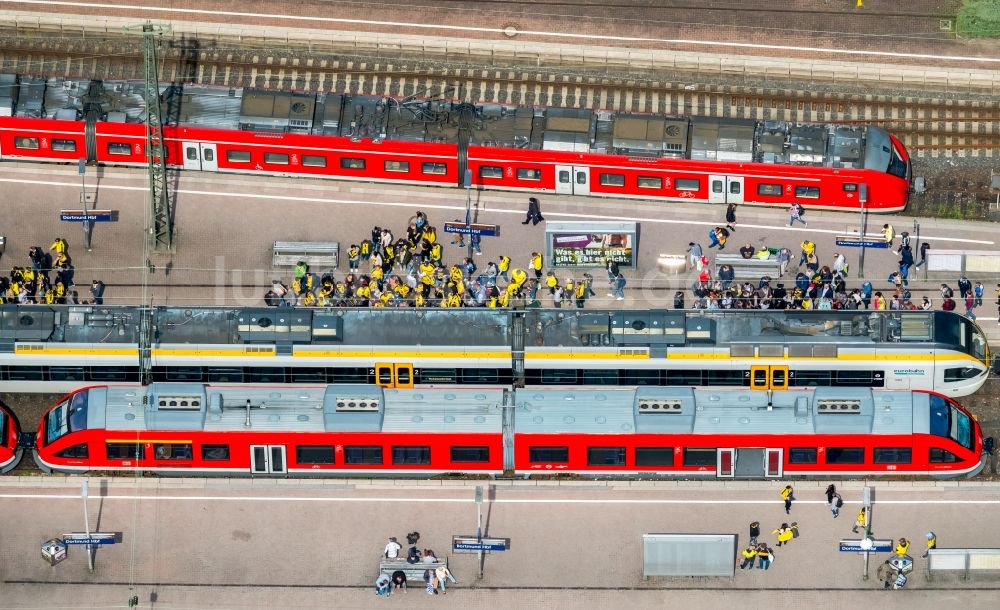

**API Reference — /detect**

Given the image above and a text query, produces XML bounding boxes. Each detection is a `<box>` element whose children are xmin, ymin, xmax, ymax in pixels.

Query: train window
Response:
<box><xmin>227</xmin><ymin>150</ymin><xmax>251</xmax><ymax>163</ymax></box>
<box><xmin>637</xmin><ymin>176</ymin><xmax>662</xmax><ymax>189</ymax></box>
<box><xmin>14</xmin><ymin>136</ymin><xmax>39</xmax><ymax>149</ymax></box>
<box><xmin>599</xmin><ymin>173</ymin><xmax>625</xmax><ymax>187</ymax></box>
<box><xmin>154</xmin><ymin>444</ymin><xmax>193</xmax><ymax>460</ymax></box>
<box><xmin>757</xmin><ymin>183</ymin><xmax>782</xmax><ymax>196</ymax></box>
<box><xmin>665</xmin><ymin>369</ymin><xmax>703</xmax><ymax>385</ymax></box>
<box><xmin>201</xmin><ymin>444</ymin><xmax>230</xmax><ymax>461</ymax></box>
<box><xmin>873</xmin><ymin>447</ymin><xmax>912</xmax><ymax>464</ymax></box>
<box><xmin>203</xmin><ymin>148</ymin><xmax>213</xmax><ymax>162</ymax></box>
<box><xmin>479</xmin><ymin>166</ymin><xmax>503</xmax><ymax>179</ymax></box>
<box><xmin>944</xmin><ymin>367</ymin><xmax>981</xmax><ymax>382</ymax></box>
<box><xmin>529</xmin><ymin>447</ymin><xmax>568</xmax><ymax>463</ymax></box>
<box><xmin>106</xmin><ymin>442</ymin><xmax>145</xmax><ymax>460</ymax></box>
<box><xmin>682</xmin><ymin>448</ymin><xmax>717</xmax><ymax>466</ymax></box>
<box><xmin>790</xmin><ymin>370</ymin><xmax>831</xmax><ymax>387</ymax></box>
<box><xmin>635</xmin><ymin>447</ymin><xmax>674</xmax><ymax>466</ymax></box>
<box><xmin>384</xmin><ymin>160</ymin><xmax>410</xmax><ymax>173</ymax></box>
<box><xmin>707</xmin><ymin>370</ymin><xmax>746</xmax><ymax>386</ymax></box>
<box><xmin>460</xmin><ymin>368</ymin><xmax>500</xmax><ymax>384</ymax></box>
<box><xmin>730</xmin><ymin>181</ymin><xmax>742</xmax><ymax>195</ymax></box>
<box><xmin>8</xmin><ymin>366</ymin><xmax>44</xmax><ymax>381</ymax></box>
<box><xmin>621</xmin><ymin>369</ymin><xmax>661</xmax><ymax>385</ymax></box>
<box><xmin>186</xmin><ymin>147</ymin><xmax>198</xmax><ymax>160</ymax></box>
<box><xmin>834</xmin><ymin>371</ymin><xmax>874</xmax><ymax>386</ymax></box>
<box><xmin>340</xmin><ymin>157</ymin><xmax>366</xmax><ymax>170</ymax></box>
<box><xmin>264</xmin><ymin>152</ymin><xmax>289</xmax><ymax>165</ymax></box>
<box><xmin>540</xmin><ymin>369</ymin><xmax>578</xmax><ymax>384</ymax></box>
<box><xmin>929</xmin><ymin>448</ymin><xmax>960</xmax><ymax>463</ymax></box>
<box><xmin>843</xmin><ymin>183</ymin><xmax>858</xmax><ymax>192</ymax></box>
<box><xmin>712</xmin><ymin>180</ymin><xmax>724</xmax><ymax>193</ymax></box>
<box><xmin>56</xmin><ymin>443</ymin><xmax>89</xmax><ymax>459</ymax></box>
<box><xmin>516</xmin><ymin>168</ymin><xmax>542</xmax><ymax>181</ymax></box>
<box><xmin>88</xmin><ymin>367</ymin><xmax>138</xmax><ymax>382</ymax></box>
<box><xmin>582</xmin><ymin>369</ymin><xmax>619</xmax><ymax>385</ymax></box>
<box><xmin>291</xmin><ymin>368</ymin><xmax>327</xmax><ymax>383</ymax></box>
<box><xmin>49</xmin><ymin>367</ymin><xmax>85</xmax><ymax>381</ymax></box>
<box><xmin>558</xmin><ymin>170</ymin><xmax>570</xmax><ymax>183</ymax></box>
<box><xmin>788</xmin><ymin>447</ymin><xmax>818</xmax><ymax>464</ymax></box>
<box><xmin>587</xmin><ymin>447</ymin><xmax>626</xmax><ymax>466</ymax></box>
<box><xmin>392</xmin><ymin>446</ymin><xmax>431</xmax><ymax>465</ymax></box>
<box><xmin>825</xmin><ymin>447</ymin><xmax>865</xmax><ymax>464</ymax></box>
<box><xmin>52</xmin><ymin>139</ymin><xmax>77</xmax><ymax>152</ymax></box>
<box><xmin>450</xmin><ymin>446</ymin><xmax>490</xmax><ymax>463</ymax></box>
<box><xmin>207</xmin><ymin>367</ymin><xmax>244</xmax><ymax>383</ymax></box>
<box><xmin>675</xmin><ymin>178</ymin><xmax>700</xmax><ymax>191</ymax></box>
<box><xmin>248</xmin><ymin>367</ymin><xmax>286</xmax><ymax>383</ymax></box>
<box><xmin>165</xmin><ymin>367</ymin><xmax>203</xmax><ymax>382</ymax></box>
<box><xmin>794</xmin><ymin>186</ymin><xmax>820</xmax><ymax>199</ymax></box>
<box><xmin>296</xmin><ymin>445</ymin><xmax>336</xmax><ymax>465</ymax></box>
<box><xmin>328</xmin><ymin>367</ymin><xmax>370</xmax><ymax>384</ymax></box>
<box><xmin>422</xmin><ymin>162</ymin><xmax>447</xmax><ymax>175</ymax></box>
<box><xmin>345</xmin><ymin>445</ymin><xmax>383</xmax><ymax>464</ymax></box>
<box><xmin>302</xmin><ymin>155</ymin><xmax>326</xmax><ymax>167</ymax></box>
<box><xmin>576</xmin><ymin>171</ymin><xmax>587</xmax><ymax>185</ymax></box>
<box><xmin>107</xmin><ymin>142</ymin><xmax>132</xmax><ymax>156</ymax></box>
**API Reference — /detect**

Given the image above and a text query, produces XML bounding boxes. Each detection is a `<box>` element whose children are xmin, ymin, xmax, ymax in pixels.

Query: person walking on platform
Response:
<box><xmin>780</xmin><ymin>485</ymin><xmax>794</xmax><ymax>514</ymax></box>
<box><xmin>739</xmin><ymin>545</ymin><xmax>757</xmax><ymax>570</ymax></box>
<box><xmin>773</xmin><ymin>523</ymin><xmax>793</xmax><ymax>547</ymax></box>
<box><xmin>756</xmin><ymin>544</ymin><xmax>772</xmax><ymax>570</ymax></box>
<box><xmin>687</xmin><ymin>242</ymin><xmax>703</xmax><ymax>270</ymax></box>
<box><xmin>882</xmin><ymin>223</ymin><xmax>895</xmax><ymax>247</ymax></box>
<box><xmin>923</xmin><ymin>532</ymin><xmax>936</xmax><ymax>558</ymax></box>
<box><xmin>877</xmin><ymin>560</ymin><xmax>896</xmax><ymax>589</ymax></box>
<box><xmin>852</xmin><ymin>507</ymin><xmax>867</xmax><ymax>534</ymax></box>
<box><xmin>749</xmin><ymin>521</ymin><xmax>760</xmax><ymax>546</ymax></box>
<box><xmin>725</xmin><ymin>203</ymin><xmax>738</xmax><ymax>232</ymax></box>
<box><xmin>522</xmin><ymin>197</ymin><xmax>544</xmax><ymax>225</ymax></box>
<box><xmin>788</xmin><ymin>201</ymin><xmax>807</xmax><ymax>227</ymax></box>
<box><xmin>894</xmin><ymin>537</ymin><xmax>910</xmax><ymax>557</ymax></box>
<box><xmin>830</xmin><ymin>491</ymin><xmax>844</xmax><ymax>518</ymax></box>
<box><xmin>530</xmin><ymin>252</ymin><xmax>543</xmax><ymax>279</ymax></box>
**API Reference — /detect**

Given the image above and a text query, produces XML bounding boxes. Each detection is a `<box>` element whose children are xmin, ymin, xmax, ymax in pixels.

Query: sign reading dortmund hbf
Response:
<box><xmin>546</xmin><ymin>221</ymin><xmax>638</xmax><ymax>269</ymax></box>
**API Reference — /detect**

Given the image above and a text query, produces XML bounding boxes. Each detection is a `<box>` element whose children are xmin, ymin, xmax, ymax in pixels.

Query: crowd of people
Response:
<box><xmin>0</xmin><ymin>238</ymin><xmax>107</xmax><ymax>305</ymax></box>
<box><xmin>265</xmin><ymin>210</ymin><xmax>618</xmax><ymax>309</ymax></box>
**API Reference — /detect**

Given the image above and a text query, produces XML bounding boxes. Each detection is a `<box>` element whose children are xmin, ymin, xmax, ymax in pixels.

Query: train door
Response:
<box><xmin>375</xmin><ymin>363</ymin><xmax>414</xmax><ymax>388</ymax></box>
<box><xmin>555</xmin><ymin>166</ymin><xmax>590</xmax><ymax>196</ymax></box>
<box><xmin>250</xmin><ymin>445</ymin><xmax>287</xmax><ymax>474</ymax></box>
<box><xmin>749</xmin><ymin>365</ymin><xmax>789</xmax><ymax>390</ymax></box>
<box><xmin>717</xmin><ymin>448</ymin><xmax>735</xmax><ymax>478</ymax></box>
<box><xmin>764</xmin><ymin>448</ymin><xmax>783</xmax><ymax>478</ymax></box>
<box><xmin>181</xmin><ymin>142</ymin><xmax>218</xmax><ymax>171</ymax></box>
<box><xmin>708</xmin><ymin>175</ymin><xmax>744</xmax><ymax>205</ymax></box>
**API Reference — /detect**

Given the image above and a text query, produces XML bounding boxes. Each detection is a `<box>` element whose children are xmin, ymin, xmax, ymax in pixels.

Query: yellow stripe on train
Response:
<box><xmin>14</xmin><ymin>345</ymin><xmax>138</xmax><ymax>356</ymax></box>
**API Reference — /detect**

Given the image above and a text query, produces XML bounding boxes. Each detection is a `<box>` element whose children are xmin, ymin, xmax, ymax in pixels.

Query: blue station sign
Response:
<box><xmin>60</xmin><ymin>210</ymin><xmax>119</xmax><ymax>223</ymax></box>
<box><xmin>839</xmin><ymin>538</ymin><xmax>893</xmax><ymax>553</ymax></box>
<box><xmin>452</xmin><ymin>536</ymin><xmax>509</xmax><ymax>552</ymax></box>
<box><xmin>835</xmin><ymin>237</ymin><xmax>890</xmax><ymax>249</ymax></box>
<box><xmin>63</xmin><ymin>532</ymin><xmax>118</xmax><ymax>545</ymax></box>
<box><xmin>443</xmin><ymin>222</ymin><xmax>500</xmax><ymax>237</ymax></box>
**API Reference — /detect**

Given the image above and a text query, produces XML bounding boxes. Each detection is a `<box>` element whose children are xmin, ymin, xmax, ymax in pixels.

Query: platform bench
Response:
<box><xmin>713</xmin><ymin>254</ymin><xmax>784</xmax><ymax>280</ymax></box>
<box><xmin>926</xmin><ymin>548</ymin><xmax>1000</xmax><ymax>580</ymax></box>
<box><xmin>272</xmin><ymin>241</ymin><xmax>339</xmax><ymax>269</ymax></box>
<box><xmin>379</xmin><ymin>558</ymin><xmax>449</xmax><ymax>585</ymax></box>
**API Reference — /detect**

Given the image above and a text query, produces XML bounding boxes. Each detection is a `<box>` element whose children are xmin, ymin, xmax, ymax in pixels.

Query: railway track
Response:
<box><xmin>0</xmin><ymin>33</ymin><xmax>995</xmax><ymax>159</ymax></box>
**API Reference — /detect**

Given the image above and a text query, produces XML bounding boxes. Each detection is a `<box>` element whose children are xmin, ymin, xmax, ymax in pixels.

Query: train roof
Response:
<box><xmin>87</xmin><ymin>383</ymin><xmax>505</xmax><ymax>434</ymax></box>
<box><xmin>2</xmin><ymin>74</ymin><xmax>885</xmax><ymax>170</ymax></box>
<box><xmin>513</xmin><ymin>387</ymin><xmax>928</xmax><ymax>436</ymax></box>
<box><xmin>0</xmin><ymin>306</ymin><xmax>977</xmax><ymax>354</ymax></box>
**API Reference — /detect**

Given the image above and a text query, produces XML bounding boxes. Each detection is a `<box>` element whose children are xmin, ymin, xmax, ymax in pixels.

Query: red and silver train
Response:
<box><xmin>0</xmin><ymin>76</ymin><xmax>910</xmax><ymax>211</ymax></box>
<box><xmin>33</xmin><ymin>383</ymin><xmax>988</xmax><ymax>479</ymax></box>
<box><xmin>0</xmin><ymin>402</ymin><xmax>22</xmax><ymax>473</ymax></box>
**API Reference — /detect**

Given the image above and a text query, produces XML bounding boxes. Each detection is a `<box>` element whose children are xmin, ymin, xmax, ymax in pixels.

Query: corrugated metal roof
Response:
<box><xmin>515</xmin><ymin>389</ymin><xmax>637</xmax><ymax>434</ymax></box>
<box><xmin>380</xmin><ymin>388</ymin><xmax>505</xmax><ymax>433</ymax></box>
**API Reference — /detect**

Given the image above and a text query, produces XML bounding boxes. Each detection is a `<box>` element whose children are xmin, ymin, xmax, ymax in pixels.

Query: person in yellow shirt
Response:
<box><xmin>510</xmin><ymin>268</ymin><xmax>527</xmax><ymax>288</ymax></box>
<box><xmin>799</xmin><ymin>240</ymin><xmax>815</xmax><ymax>267</ymax></box>
<box><xmin>545</xmin><ymin>271</ymin><xmax>558</xmax><ymax>294</ymax></box>
<box><xmin>498</xmin><ymin>255</ymin><xmax>511</xmax><ymax>282</ymax></box>
<box><xmin>50</xmin><ymin>237</ymin><xmax>68</xmax><ymax>255</ymax></box>
<box><xmin>894</xmin><ymin>538</ymin><xmax>910</xmax><ymax>557</ymax></box>
<box><xmin>530</xmin><ymin>252</ymin><xmax>543</xmax><ymax>279</ymax></box>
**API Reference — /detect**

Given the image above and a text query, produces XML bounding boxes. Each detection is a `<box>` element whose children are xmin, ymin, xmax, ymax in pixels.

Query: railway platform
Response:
<box><xmin>0</xmin><ymin>162</ymin><xmax>997</xmax><ymax>335</ymax></box>
<box><xmin>0</xmin><ymin>477</ymin><xmax>998</xmax><ymax>608</ymax></box>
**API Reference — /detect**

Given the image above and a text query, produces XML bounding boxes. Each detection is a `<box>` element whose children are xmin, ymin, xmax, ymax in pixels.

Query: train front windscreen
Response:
<box><xmin>929</xmin><ymin>394</ymin><xmax>974</xmax><ymax>451</ymax></box>
<box><xmin>935</xmin><ymin>313</ymin><xmax>989</xmax><ymax>367</ymax></box>
<box><xmin>43</xmin><ymin>392</ymin><xmax>89</xmax><ymax>446</ymax></box>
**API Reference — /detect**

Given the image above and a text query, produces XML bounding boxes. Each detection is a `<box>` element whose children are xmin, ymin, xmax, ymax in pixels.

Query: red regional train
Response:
<box><xmin>0</xmin><ymin>77</ymin><xmax>911</xmax><ymax>211</ymax></box>
<box><xmin>0</xmin><ymin>402</ymin><xmax>22</xmax><ymax>473</ymax></box>
<box><xmin>32</xmin><ymin>383</ymin><xmax>988</xmax><ymax>479</ymax></box>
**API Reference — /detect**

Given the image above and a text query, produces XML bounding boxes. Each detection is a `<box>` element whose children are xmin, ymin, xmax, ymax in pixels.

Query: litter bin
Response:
<box><xmin>41</xmin><ymin>538</ymin><xmax>67</xmax><ymax>566</ymax></box>
<box><xmin>0</xmin><ymin>235</ymin><xmax>6</xmax><ymax>257</ymax></box>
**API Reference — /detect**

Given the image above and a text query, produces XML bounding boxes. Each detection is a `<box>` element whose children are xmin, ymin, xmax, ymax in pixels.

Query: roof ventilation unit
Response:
<box><xmin>637</xmin><ymin>399</ymin><xmax>683</xmax><ymax>414</ymax></box>
<box><xmin>816</xmin><ymin>400</ymin><xmax>862</xmax><ymax>414</ymax></box>
<box><xmin>156</xmin><ymin>395</ymin><xmax>203</xmax><ymax>410</ymax></box>
<box><xmin>335</xmin><ymin>397</ymin><xmax>381</xmax><ymax>412</ymax></box>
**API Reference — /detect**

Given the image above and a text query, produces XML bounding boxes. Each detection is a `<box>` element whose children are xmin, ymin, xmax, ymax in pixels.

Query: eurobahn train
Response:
<box><xmin>31</xmin><ymin>383</ymin><xmax>989</xmax><ymax>479</ymax></box>
<box><xmin>0</xmin><ymin>74</ymin><xmax>911</xmax><ymax>211</ymax></box>
<box><xmin>0</xmin><ymin>402</ymin><xmax>21</xmax><ymax>473</ymax></box>
<box><xmin>0</xmin><ymin>306</ymin><xmax>989</xmax><ymax>397</ymax></box>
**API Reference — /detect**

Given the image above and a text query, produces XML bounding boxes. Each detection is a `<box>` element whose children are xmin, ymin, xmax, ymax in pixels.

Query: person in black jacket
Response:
<box><xmin>522</xmin><ymin>197</ymin><xmax>544</xmax><ymax>225</ymax></box>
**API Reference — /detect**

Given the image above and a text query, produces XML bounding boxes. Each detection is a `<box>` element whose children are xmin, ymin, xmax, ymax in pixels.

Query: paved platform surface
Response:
<box><xmin>1</xmin><ymin>163</ymin><xmax>997</xmax><ymax>327</ymax></box>
<box><xmin>1</xmin><ymin>478</ymin><xmax>999</xmax><ymax>608</ymax></box>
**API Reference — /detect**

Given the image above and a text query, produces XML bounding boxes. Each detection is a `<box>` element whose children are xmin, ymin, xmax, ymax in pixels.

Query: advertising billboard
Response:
<box><xmin>545</xmin><ymin>221</ymin><xmax>638</xmax><ymax>269</ymax></box>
